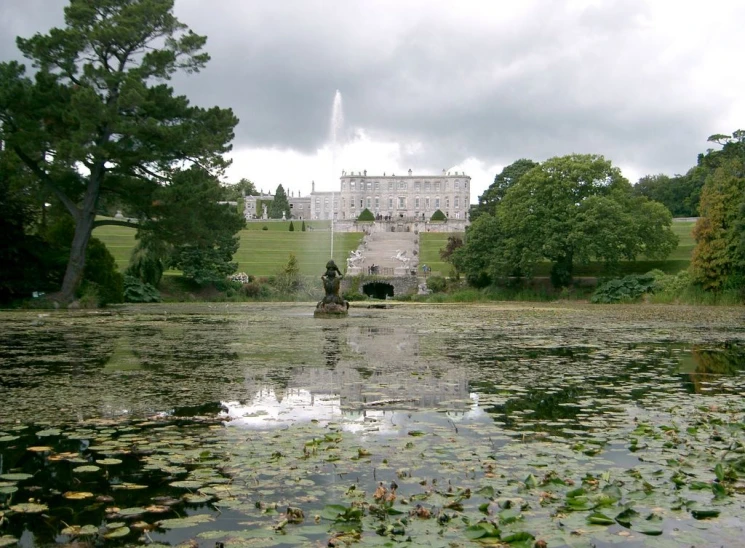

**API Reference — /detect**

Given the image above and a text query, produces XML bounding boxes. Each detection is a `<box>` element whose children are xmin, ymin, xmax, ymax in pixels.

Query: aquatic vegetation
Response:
<box><xmin>0</xmin><ymin>303</ymin><xmax>743</xmax><ymax>546</ymax></box>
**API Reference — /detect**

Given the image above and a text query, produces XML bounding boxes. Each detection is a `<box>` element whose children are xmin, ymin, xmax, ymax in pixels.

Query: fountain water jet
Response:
<box><xmin>315</xmin><ymin>90</ymin><xmax>349</xmax><ymax>317</ymax></box>
<box><xmin>329</xmin><ymin>90</ymin><xmax>344</xmax><ymax>259</ymax></box>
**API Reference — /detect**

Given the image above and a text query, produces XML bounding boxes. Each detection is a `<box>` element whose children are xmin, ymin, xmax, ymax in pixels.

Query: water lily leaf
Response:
<box><xmin>0</xmin><ymin>536</ymin><xmax>18</xmax><ymax>547</ymax></box>
<box><xmin>502</xmin><ymin>531</ymin><xmax>534</xmax><ymax>544</ymax></box>
<box><xmin>691</xmin><ymin>508</ymin><xmax>720</xmax><ymax>520</ymax></box>
<box><xmin>0</xmin><ymin>486</ymin><xmax>18</xmax><ymax>495</ymax></box>
<box><xmin>63</xmin><ymin>491</ymin><xmax>95</xmax><ymax>500</ymax></box>
<box><xmin>183</xmin><ymin>493</ymin><xmax>213</xmax><ymax>504</ymax></box>
<box><xmin>116</xmin><ymin>507</ymin><xmax>147</xmax><ymax>517</ymax></box>
<box><xmin>35</xmin><ymin>428</ymin><xmax>61</xmax><ymax>437</ymax></box>
<box><xmin>0</xmin><ymin>436</ymin><xmax>20</xmax><ymax>443</ymax></box>
<box><xmin>103</xmin><ymin>526</ymin><xmax>130</xmax><ymax>539</ymax></box>
<box><xmin>407</xmin><ymin>431</ymin><xmax>425</xmax><ymax>437</ymax></box>
<box><xmin>27</xmin><ymin>446</ymin><xmax>53</xmax><ymax>452</ymax></box>
<box><xmin>157</xmin><ymin>514</ymin><xmax>214</xmax><ymax>529</ymax></box>
<box><xmin>61</xmin><ymin>524</ymin><xmax>98</xmax><ymax>536</ymax></box>
<box><xmin>475</xmin><ymin>485</ymin><xmax>495</xmax><ymax>498</ymax></box>
<box><xmin>169</xmin><ymin>480</ymin><xmax>204</xmax><ymax>489</ymax></box>
<box><xmin>112</xmin><ymin>482</ymin><xmax>147</xmax><ymax>490</ymax></box>
<box><xmin>0</xmin><ymin>473</ymin><xmax>32</xmax><ymax>481</ymax></box>
<box><xmin>97</xmin><ymin>458</ymin><xmax>123</xmax><ymax>465</ymax></box>
<box><xmin>587</xmin><ymin>512</ymin><xmax>615</xmax><ymax>525</ymax></box>
<box><xmin>10</xmin><ymin>502</ymin><xmax>48</xmax><ymax>513</ymax></box>
<box><xmin>73</xmin><ymin>465</ymin><xmax>100</xmax><ymax>473</ymax></box>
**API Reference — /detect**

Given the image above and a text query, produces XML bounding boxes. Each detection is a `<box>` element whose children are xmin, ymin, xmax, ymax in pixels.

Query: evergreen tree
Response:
<box><xmin>289</xmin><ymin>220</ymin><xmax>295</xmax><ymax>231</ymax></box>
<box><xmin>268</xmin><ymin>184</ymin><xmax>290</xmax><ymax>219</ymax></box>
<box><xmin>691</xmin><ymin>158</ymin><xmax>745</xmax><ymax>290</ymax></box>
<box><xmin>0</xmin><ymin>0</ymin><xmax>237</xmax><ymax>303</ymax></box>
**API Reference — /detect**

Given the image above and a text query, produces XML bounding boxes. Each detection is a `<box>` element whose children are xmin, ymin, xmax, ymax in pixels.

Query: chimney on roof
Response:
<box><xmin>408</xmin><ymin>169</ymin><xmax>412</xmax><ymax>176</ymax></box>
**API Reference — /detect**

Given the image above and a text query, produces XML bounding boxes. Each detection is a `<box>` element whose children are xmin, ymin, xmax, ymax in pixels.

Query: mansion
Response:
<box><xmin>244</xmin><ymin>170</ymin><xmax>471</xmax><ymax>224</ymax></box>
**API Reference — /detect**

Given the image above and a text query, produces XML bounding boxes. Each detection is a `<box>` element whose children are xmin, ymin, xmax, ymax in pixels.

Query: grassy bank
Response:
<box><xmin>94</xmin><ymin>220</ymin><xmax>362</xmax><ymax>277</ymax></box>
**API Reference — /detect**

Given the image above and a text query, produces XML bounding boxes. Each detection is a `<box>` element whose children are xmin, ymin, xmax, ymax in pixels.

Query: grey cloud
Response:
<box><xmin>1</xmin><ymin>0</ymin><xmax>741</xmax><ymax>183</ymax></box>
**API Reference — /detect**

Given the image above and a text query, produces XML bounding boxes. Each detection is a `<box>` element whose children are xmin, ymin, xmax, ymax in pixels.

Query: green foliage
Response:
<box><xmin>0</xmin><ymin>0</ymin><xmax>238</xmax><ymax>302</ymax></box>
<box><xmin>439</xmin><ymin>236</ymin><xmax>463</xmax><ymax>262</ymax></box>
<box><xmin>301</xmin><ymin>220</ymin><xmax>306</xmax><ymax>232</ymax></box>
<box><xmin>268</xmin><ymin>185</ymin><xmax>291</xmax><ymax>219</ymax></box>
<box><xmin>431</xmin><ymin>209</ymin><xmax>447</xmax><ymax>221</ymax></box>
<box><xmin>151</xmin><ymin>167</ymin><xmax>245</xmax><ymax>285</ymax></box>
<box><xmin>289</xmin><ymin>220</ymin><xmax>295</xmax><ymax>232</ymax></box>
<box><xmin>262</xmin><ymin>226</ymin><xmax>269</xmax><ymax>231</ymax></box>
<box><xmin>459</xmin><ymin>154</ymin><xmax>677</xmax><ymax>288</ymax></box>
<box><xmin>591</xmin><ymin>273</ymin><xmax>657</xmax><ymax>303</ymax></box>
<box><xmin>222</xmin><ymin>178</ymin><xmax>258</xmax><ymax>201</ymax></box>
<box><xmin>81</xmin><ymin>238</ymin><xmax>124</xmax><ymax>305</ymax></box>
<box><xmin>633</xmin><ymin>173</ymin><xmax>700</xmax><ymax>217</ymax></box>
<box><xmin>691</xmin><ymin>157</ymin><xmax>745</xmax><ymax>290</ymax></box>
<box><xmin>426</xmin><ymin>276</ymin><xmax>447</xmax><ymax>293</ymax></box>
<box><xmin>123</xmin><ymin>275</ymin><xmax>161</xmax><ymax>303</ymax></box>
<box><xmin>357</xmin><ymin>208</ymin><xmax>375</xmax><ymax>221</ymax></box>
<box><xmin>125</xmin><ymin>239</ymin><xmax>166</xmax><ymax>286</ymax></box>
<box><xmin>472</xmin><ymin>159</ymin><xmax>538</xmax><ymax>221</ymax></box>
<box><xmin>272</xmin><ymin>253</ymin><xmax>302</xmax><ymax>294</ymax></box>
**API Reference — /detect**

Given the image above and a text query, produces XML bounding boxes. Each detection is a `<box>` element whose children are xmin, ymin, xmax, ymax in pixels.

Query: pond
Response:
<box><xmin>0</xmin><ymin>302</ymin><xmax>744</xmax><ymax>547</ymax></box>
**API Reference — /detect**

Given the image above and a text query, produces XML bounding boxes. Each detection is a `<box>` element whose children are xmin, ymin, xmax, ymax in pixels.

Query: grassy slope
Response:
<box><xmin>93</xmin><ymin>220</ymin><xmax>362</xmax><ymax>277</ymax></box>
<box><xmin>94</xmin><ymin>220</ymin><xmax>694</xmax><ymax>280</ymax></box>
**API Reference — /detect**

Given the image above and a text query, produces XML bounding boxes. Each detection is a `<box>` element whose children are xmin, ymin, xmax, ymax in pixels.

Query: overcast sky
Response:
<box><xmin>2</xmin><ymin>0</ymin><xmax>744</xmax><ymax>202</ymax></box>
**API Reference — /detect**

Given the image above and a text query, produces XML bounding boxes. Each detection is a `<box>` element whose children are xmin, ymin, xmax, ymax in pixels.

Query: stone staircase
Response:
<box><xmin>346</xmin><ymin>231</ymin><xmax>419</xmax><ymax>276</ymax></box>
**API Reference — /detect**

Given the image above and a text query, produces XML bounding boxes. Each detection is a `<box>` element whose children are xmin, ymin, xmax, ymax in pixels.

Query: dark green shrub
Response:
<box><xmin>358</xmin><ymin>208</ymin><xmax>375</xmax><ymax>221</ymax></box>
<box><xmin>125</xmin><ymin>239</ymin><xmax>166</xmax><ymax>286</ymax></box>
<box><xmin>426</xmin><ymin>275</ymin><xmax>447</xmax><ymax>293</ymax></box>
<box><xmin>343</xmin><ymin>291</ymin><xmax>367</xmax><ymax>301</ymax></box>
<box><xmin>301</xmin><ymin>220</ymin><xmax>306</xmax><ymax>232</ymax></box>
<box><xmin>591</xmin><ymin>273</ymin><xmax>657</xmax><ymax>303</ymax></box>
<box><xmin>289</xmin><ymin>220</ymin><xmax>295</xmax><ymax>231</ymax></box>
<box><xmin>262</xmin><ymin>226</ymin><xmax>268</xmax><ymax>231</ymax></box>
<box><xmin>430</xmin><ymin>209</ymin><xmax>446</xmax><ymax>221</ymax></box>
<box><xmin>123</xmin><ymin>275</ymin><xmax>161</xmax><ymax>303</ymax></box>
<box><xmin>82</xmin><ymin>238</ymin><xmax>124</xmax><ymax>305</ymax></box>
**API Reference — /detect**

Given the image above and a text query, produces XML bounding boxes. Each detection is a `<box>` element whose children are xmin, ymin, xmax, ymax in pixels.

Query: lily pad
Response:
<box><xmin>0</xmin><ymin>473</ymin><xmax>32</xmax><ymax>481</ymax></box>
<box><xmin>10</xmin><ymin>502</ymin><xmax>48</xmax><ymax>513</ymax></box>
<box><xmin>169</xmin><ymin>480</ymin><xmax>204</xmax><ymax>489</ymax></box>
<box><xmin>103</xmin><ymin>526</ymin><xmax>130</xmax><ymax>539</ymax></box>
<box><xmin>156</xmin><ymin>514</ymin><xmax>214</xmax><ymax>529</ymax></box>
<box><xmin>0</xmin><ymin>536</ymin><xmax>18</xmax><ymax>547</ymax></box>
<box><xmin>73</xmin><ymin>465</ymin><xmax>101</xmax><ymax>473</ymax></box>
<box><xmin>61</xmin><ymin>524</ymin><xmax>98</xmax><ymax>536</ymax></box>
<box><xmin>97</xmin><ymin>458</ymin><xmax>123</xmax><ymax>465</ymax></box>
<box><xmin>63</xmin><ymin>491</ymin><xmax>95</xmax><ymax>500</ymax></box>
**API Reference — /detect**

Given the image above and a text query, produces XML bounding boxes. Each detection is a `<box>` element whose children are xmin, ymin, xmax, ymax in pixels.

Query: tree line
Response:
<box><xmin>454</xmin><ymin>134</ymin><xmax>744</xmax><ymax>296</ymax></box>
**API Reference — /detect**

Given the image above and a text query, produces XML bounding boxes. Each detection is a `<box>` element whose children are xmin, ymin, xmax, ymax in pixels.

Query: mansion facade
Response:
<box><xmin>244</xmin><ymin>170</ymin><xmax>471</xmax><ymax>223</ymax></box>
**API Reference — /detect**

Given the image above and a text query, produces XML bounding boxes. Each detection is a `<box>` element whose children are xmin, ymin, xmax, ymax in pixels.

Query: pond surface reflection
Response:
<box><xmin>0</xmin><ymin>303</ymin><xmax>744</xmax><ymax>547</ymax></box>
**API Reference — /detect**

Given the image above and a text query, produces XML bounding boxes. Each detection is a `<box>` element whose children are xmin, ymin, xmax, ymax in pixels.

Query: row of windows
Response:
<box><xmin>343</xmin><ymin>180</ymin><xmax>467</xmax><ymax>192</ymax></box>
<box><xmin>314</xmin><ymin>197</ymin><xmax>461</xmax><ymax>210</ymax></box>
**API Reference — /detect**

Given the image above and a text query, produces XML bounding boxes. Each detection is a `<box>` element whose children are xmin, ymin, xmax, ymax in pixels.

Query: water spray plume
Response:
<box><xmin>329</xmin><ymin>90</ymin><xmax>344</xmax><ymax>261</ymax></box>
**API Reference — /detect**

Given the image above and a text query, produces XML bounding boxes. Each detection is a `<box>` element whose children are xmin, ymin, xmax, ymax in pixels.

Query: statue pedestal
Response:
<box><xmin>314</xmin><ymin>302</ymin><xmax>349</xmax><ymax>317</ymax></box>
<box><xmin>394</xmin><ymin>267</ymin><xmax>411</xmax><ymax>276</ymax></box>
<box><xmin>347</xmin><ymin>267</ymin><xmax>362</xmax><ymax>276</ymax></box>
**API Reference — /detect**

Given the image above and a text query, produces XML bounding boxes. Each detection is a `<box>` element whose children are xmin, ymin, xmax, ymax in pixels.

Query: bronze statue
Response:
<box><xmin>315</xmin><ymin>259</ymin><xmax>349</xmax><ymax>316</ymax></box>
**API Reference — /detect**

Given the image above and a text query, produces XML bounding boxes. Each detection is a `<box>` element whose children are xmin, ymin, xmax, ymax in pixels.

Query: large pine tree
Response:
<box><xmin>0</xmin><ymin>0</ymin><xmax>238</xmax><ymax>303</ymax></box>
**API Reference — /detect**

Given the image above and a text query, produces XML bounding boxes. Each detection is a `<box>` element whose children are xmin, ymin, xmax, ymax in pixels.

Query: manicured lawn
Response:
<box><xmin>93</xmin><ymin>220</ymin><xmax>362</xmax><ymax>277</ymax></box>
<box><xmin>94</xmin><ymin>219</ymin><xmax>695</xmax><ymax>279</ymax></box>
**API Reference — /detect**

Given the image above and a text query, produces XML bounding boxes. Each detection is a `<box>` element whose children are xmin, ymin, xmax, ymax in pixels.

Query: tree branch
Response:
<box><xmin>11</xmin><ymin>145</ymin><xmax>81</xmax><ymax>220</ymax></box>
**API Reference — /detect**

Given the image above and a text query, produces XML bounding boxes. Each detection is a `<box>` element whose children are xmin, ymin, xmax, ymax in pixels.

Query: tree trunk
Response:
<box><xmin>58</xmin><ymin>170</ymin><xmax>102</xmax><ymax>303</ymax></box>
